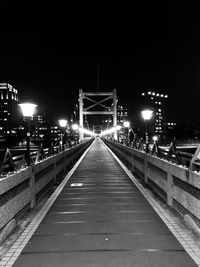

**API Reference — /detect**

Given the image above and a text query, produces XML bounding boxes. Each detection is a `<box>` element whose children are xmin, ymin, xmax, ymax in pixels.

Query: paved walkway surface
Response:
<box><xmin>8</xmin><ymin>139</ymin><xmax>198</xmax><ymax>266</ymax></box>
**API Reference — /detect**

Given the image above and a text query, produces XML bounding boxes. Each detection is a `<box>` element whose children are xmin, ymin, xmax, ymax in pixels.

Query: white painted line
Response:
<box><xmin>70</xmin><ymin>183</ymin><xmax>83</xmax><ymax>187</ymax></box>
<box><xmin>1</xmin><ymin>140</ymin><xmax>95</xmax><ymax>267</ymax></box>
<box><xmin>103</xmin><ymin>140</ymin><xmax>200</xmax><ymax>266</ymax></box>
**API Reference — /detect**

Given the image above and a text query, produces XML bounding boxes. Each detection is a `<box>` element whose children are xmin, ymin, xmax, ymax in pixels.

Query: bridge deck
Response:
<box><xmin>10</xmin><ymin>139</ymin><xmax>197</xmax><ymax>266</ymax></box>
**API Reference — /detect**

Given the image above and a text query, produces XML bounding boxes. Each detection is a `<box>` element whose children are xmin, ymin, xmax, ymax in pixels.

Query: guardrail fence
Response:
<box><xmin>0</xmin><ymin>138</ymin><xmax>93</xmax><ymax>243</ymax></box>
<box><xmin>104</xmin><ymin>138</ymin><xmax>200</xmax><ymax>232</ymax></box>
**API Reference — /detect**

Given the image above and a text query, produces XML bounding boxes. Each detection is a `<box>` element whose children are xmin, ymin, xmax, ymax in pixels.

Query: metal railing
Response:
<box><xmin>0</xmin><ymin>141</ymin><xmax>87</xmax><ymax>177</ymax></box>
<box><xmin>112</xmin><ymin>138</ymin><xmax>200</xmax><ymax>171</ymax></box>
<box><xmin>0</xmin><ymin>138</ymin><xmax>94</xmax><ymax>243</ymax></box>
<box><xmin>103</xmin><ymin>138</ymin><xmax>200</xmax><ymax>231</ymax></box>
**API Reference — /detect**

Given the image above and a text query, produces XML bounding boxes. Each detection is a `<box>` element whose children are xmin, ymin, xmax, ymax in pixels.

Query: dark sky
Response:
<box><xmin>1</xmin><ymin>7</ymin><xmax>200</xmax><ymax>127</ymax></box>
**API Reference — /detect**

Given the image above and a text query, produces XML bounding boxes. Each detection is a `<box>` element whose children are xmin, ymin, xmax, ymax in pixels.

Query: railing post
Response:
<box><xmin>131</xmin><ymin>150</ymin><xmax>134</xmax><ymax>173</ymax></box>
<box><xmin>144</xmin><ymin>154</ymin><xmax>148</xmax><ymax>184</ymax></box>
<box><xmin>30</xmin><ymin>166</ymin><xmax>36</xmax><ymax>209</ymax></box>
<box><xmin>167</xmin><ymin>172</ymin><xmax>173</xmax><ymax>206</ymax></box>
<box><xmin>53</xmin><ymin>157</ymin><xmax>58</xmax><ymax>184</ymax></box>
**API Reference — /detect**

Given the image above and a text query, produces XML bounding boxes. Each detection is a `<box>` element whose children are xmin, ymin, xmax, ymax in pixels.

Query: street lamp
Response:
<box><xmin>59</xmin><ymin>119</ymin><xmax>68</xmax><ymax>151</ymax></box>
<box><xmin>123</xmin><ymin>121</ymin><xmax>130</xmax><ymax>128</ymax></box>
<box><xmin>72</xmin><ymin>123</ymin><xmax>79</xmax><ymax>131</ymax></box>
<box><xmin>152</xmin><ymin>135</ymin><xmax>158</xmax><ymax>142</ymax></box>
<box><xmin>123</xmin><ymin>121</ymin><xmax>130</xmax><ymax>146</ymax></box>
<box><xmin>19</xmin><ymin>103</ymin><xmax>37</xmax><ymax>166</ymax></box>
<box><xmin>141</xmin><ymin>109</ymin><xmax>153</xmax><ymax>150</ymax></box>
<box><xmin>72</xmin><ymin>124</ymin><xmax>79</xmax><ymax>144</ymax></box>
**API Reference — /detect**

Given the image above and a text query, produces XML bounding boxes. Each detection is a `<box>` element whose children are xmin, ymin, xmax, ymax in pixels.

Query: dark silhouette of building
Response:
<box><xmin>0</xmin><ymin>83</ymin><xmax>19</xmax><ymax>143</ymax></box>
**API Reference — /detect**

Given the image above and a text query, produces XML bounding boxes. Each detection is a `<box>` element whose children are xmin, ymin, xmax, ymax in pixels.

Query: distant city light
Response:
<box><xmin>72</xmin><ymin>124</ymin><xmax>79</xmax><ymax>130</ymax></box>
<box><xmin>123</xmin><ymin>121</ymin><xmax>130</xmax><ymax>128</ymax></box>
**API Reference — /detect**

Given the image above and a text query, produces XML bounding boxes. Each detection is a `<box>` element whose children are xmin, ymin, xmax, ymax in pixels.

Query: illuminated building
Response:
<box><xmin>0</xmin><ymin>83</ymin><xmax>19</xmax><ymax>141</ymax></box>
<box><xmin>117</xmin><ymin>105</ymin><xmax>128</xmax><ymax>124</ymax></box>
<box><xmin>141</xmin><ymin>91</ymin><xmax>168</xmax><ymax>139</ymax></box>
<box><xmin>31</xmin><ymin>112</ymin><xmax>58</xmax><ymax>145</ymax></box>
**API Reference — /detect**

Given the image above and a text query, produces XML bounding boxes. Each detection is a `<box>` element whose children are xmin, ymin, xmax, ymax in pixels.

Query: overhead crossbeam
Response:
<box><xmin>85</xmin><ymin>96</ymin><xmax>112</xmax><ymax>111</ymax></box>
<box><xmin>83</xmin><ymin>92</ymin><xmax>113</xmax><ymax>96</ymax></box>
<box><xmin>83</xmin><ymin>111</ymin><xmax>113</xmax><ymax>115</ymax></box>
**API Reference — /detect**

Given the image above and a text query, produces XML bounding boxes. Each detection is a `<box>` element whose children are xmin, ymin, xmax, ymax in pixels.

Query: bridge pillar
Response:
<box><xmin>113</xmin><ymin>89</ymin><xmax>118</xmax><ymax>140</ymax></box>
<box><xmin>79</xmin><ymin>89</ymin><xmax>84</xmax><ymax>142</ymax></box>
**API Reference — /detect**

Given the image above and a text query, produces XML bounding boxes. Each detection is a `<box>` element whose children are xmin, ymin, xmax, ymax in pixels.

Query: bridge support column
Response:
<box><xmin>113</xmin><ymin>89</ymin><xmax>118</xmax><ymax>140</ymax></box>
<box><xmin>79</xmin><ymin>89</ymin><xmax>84</xmax><ymax>142</ymax></box>
<box><xmin>30</xmin><ymin>167</ymin><xmax>36</xmax><ymax>209</ymax></box>
<box><xmin>144</xmin><ymin>155</ymin><xmax>148</xmax><ymax>184</ymax></box>
<box><xmin>167</xmin><ymin>172</ymin><xmax>173</xmax><ymax>206</ymax></box>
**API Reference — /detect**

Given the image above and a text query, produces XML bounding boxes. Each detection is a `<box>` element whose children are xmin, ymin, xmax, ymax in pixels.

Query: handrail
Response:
<box><xmin>108</xmin><ymin>138</ymin><xmax>199</xmax><ymax>170</ymax></box>
<box><xmin>0</xmin><ymin>140</ymin><xmax>89</xmax><ymax>176</ymax></box>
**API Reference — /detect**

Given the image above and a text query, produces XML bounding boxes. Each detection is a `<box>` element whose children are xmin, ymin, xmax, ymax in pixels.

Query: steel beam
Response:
<box><xmin>79</xmin><ymin>89</ymin><xmax>84</xmax><ymax>141</ymax></box>
<box><xmin>83</xmin><ymin>92</ymin><xmax>113</xmax><ymax>96</ymax></box>
<box><xmin>83</xmin><ymin>111</ymin><xmax>114</xmax><ymax>115</ymax></box>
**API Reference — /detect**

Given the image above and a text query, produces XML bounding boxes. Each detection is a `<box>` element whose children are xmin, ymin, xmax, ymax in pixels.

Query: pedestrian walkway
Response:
<box><xmin>0</xmin><ymin>138</ymin><xmax>199</xmax><ymax>266</ymax></box>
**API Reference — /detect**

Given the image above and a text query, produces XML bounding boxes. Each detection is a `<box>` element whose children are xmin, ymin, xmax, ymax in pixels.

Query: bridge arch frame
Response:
<box><xmin>78</xmin><ymin>89</ymin><xmax>118</xmax><ymax>141</ymax></box>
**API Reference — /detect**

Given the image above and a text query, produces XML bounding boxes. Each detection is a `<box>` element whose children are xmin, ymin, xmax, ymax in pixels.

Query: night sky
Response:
<box><xmin>1</xmin><ymin>7</ymin><xmax>200</xmax><ymax>128</ymax></box>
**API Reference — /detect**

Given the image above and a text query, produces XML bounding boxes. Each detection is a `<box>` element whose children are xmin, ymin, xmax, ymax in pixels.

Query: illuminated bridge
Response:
<box><xmin>1</xmin><ymin>137</ymin><xmax>200</xmax><ymax>266</ymax></box>
<box><xmin>1</xmin><ymin>90</ymin><xmax>200</xmax><ymax>266</ymax></box>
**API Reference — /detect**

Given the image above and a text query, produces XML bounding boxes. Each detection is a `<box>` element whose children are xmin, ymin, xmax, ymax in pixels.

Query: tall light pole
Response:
<box><xmin>123</xmin><ymin>121</ymin><xmax>130</xmax><ymax>146</ymax></box>
<box><xmin>141</xmin><ymin>109</ymin><xmax>153</xmax><ymax>151</ymax></box>
<box><xmin>72</xmin><ymin>123</ymin><xmax>79</xmax><ymax>145</ymax></box>
<box><xmin>59</xmin><ymin>119</ymin><xmax>68</xmax><ymax>151</ymax></box>
<box><xmin>19</xmin><ymin>103</ymin><xmax>37</xmax><ymax>166</ymax></box>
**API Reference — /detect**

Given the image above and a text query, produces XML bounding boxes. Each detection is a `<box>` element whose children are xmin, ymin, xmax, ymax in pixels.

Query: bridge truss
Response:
<box><xmin>78</xmin><ymin>89</ymin><xmax>118</xmax><ymax>141</ymax></box>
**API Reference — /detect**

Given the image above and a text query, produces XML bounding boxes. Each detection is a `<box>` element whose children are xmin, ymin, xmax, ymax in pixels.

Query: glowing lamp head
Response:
<box><xmin>123</xmin><ymin>121</ymin><xmax>130</xmax><ymax>128</ymax></box>
<box><xmin>19</xmin><ymin>103</ymin><xmax>37</xmax><ymax>117</ymax></box>
<box><xmin>59</xmin><ymin>119</ymin><xmax>68</xmax><ymax>128</ymax></box>
<box><xmin>141</xmin><ymin>109</ymin><xmax>153</xmax><ymax>121</ymax></box>
<box><xmin>72</xmin><ymin>124</ymin><xmax>79</xmax><ymax>131</ymax></box>
<box><xmin>152</xmin><ymin>135</ymin><xmax>158</xmax><ymax>142</ymax></box>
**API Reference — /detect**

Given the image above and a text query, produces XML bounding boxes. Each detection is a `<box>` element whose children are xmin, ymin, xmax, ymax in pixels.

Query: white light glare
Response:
<box><xmin>59</xmin><ymin>119</ymin><xmax>68</xmax><ymax>128</ymax></box>
<box><xmin>79</xmin><ymin>127</ymin><xmax>97</xmax><ymax>136</ymax></box>
<box><xmin>19</xmin><ymin>103</ymin><xmax>37</xmax><ymax>117</ymax></box>
<box><xmin>116</xmin><ymin>125</ymin><xmax>122</xmax><ymax>130</ymax></box>
<box><xmin>123</xmin><ymin>121</ymin><xmax>130</xmax><ymax>128</ymax></box>
<box><xmin>152</xmin><ymin>135</ymin><xmax>158</xmax><ymax>142</ymax></box>
<box><xmin>100</xmin><ymin>125</ymin><xmax>121</xmax><ymax>137</ymax></box>
<box><xmin>141</xmin><ymin>109</ymin><xmax>153</xmax><ymax>120</ymax></box>
<box><xmin>72</xmin><ymin>124</ymin><xmax>79</xmax><ymax>130</ymax></box>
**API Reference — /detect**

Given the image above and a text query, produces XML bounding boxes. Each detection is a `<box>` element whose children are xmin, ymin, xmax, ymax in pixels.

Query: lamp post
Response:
<box><xmin>59</xmin><ymin>119</ymin><xmax>68</xmax><ymax>151</ymax></box>
<box><xmin>72</xmin><ymin>123</ymin><xmax>79</xmax><ymax>131</ymax></box>
<box><xmin>141</xmin><ymin>109</ymin><xmax>153</xmax><ymax>151</ymax></box>
<box><xmin>72</xmin><ymin>123</ymin><xmax>79</xmax><ymax>145</ymax></box>
<box><xmin>19</xmin><ymin>103</ymin><xmax>37</xmax><ymax>166</ymax></box>
<box><xmin>152</xmin><ymin>135</ymin><xmax>158</xmax><ymax>143</ymax></box>
<box><xmin>123</xmin><ymin>121</ymin><xmax>130</xmax><ymax>146</ymax></box>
